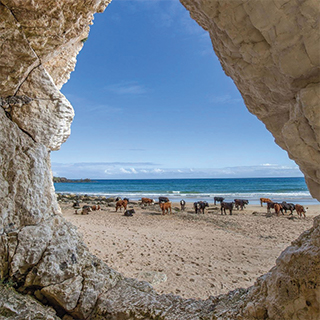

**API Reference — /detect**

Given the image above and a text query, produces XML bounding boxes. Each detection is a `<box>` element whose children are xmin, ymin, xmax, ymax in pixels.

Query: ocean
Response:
<box><xmin>54</xmin><ymin>177</ymin><xmax>318</xmax><ymax>205</ymax></box>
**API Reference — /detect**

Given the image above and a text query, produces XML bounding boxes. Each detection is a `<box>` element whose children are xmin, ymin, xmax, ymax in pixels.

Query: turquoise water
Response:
<box><xmin>54</xmin><ymin>177</ymin><xmax>318</xmax><ymax>205</ymax></box>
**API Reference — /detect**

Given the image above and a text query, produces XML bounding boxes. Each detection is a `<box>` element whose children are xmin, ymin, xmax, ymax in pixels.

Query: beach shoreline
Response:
<box><xmin>54</xmin><ymin>177</ymin><xmax>318</xmax><ymax>206</ymax></box>
<box><xmin>60</xmin><ymin>198</ymin><xmax>319</xmax><ymax>300</ymax></box>
<box><xmin>57</xmin><ymin>194</ymin><xmax>318</xmax><ymax>206</ymax></box>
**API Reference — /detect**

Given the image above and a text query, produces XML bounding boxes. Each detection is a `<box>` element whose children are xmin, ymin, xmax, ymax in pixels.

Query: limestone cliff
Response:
<box><xmin>0</xmin><ymin>0</ymin><xmax>319</xmax><ymax>319</ymax></box>
<box><xmin>181</xmin><ymin>0</ymin><xmax>320</xmax><ymax>200</ymax></box>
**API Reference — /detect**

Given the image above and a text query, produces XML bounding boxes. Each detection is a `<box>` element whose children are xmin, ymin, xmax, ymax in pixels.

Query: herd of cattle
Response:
<box><xmin>259</xmin><ymin>197</ymin><xmax>307</xmax><ymax>218</ymax></box>
<box><xmin>73</xmin><ymin>196</ymin><xmax>307</xmax><ymax>218</ymax></box>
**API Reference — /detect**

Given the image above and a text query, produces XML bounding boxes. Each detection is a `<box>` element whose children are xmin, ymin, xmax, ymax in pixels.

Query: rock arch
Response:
<box><xmin>0</xmin><ymin>0</ymin><xmax>319</xmax><ymax>319</ymax></box>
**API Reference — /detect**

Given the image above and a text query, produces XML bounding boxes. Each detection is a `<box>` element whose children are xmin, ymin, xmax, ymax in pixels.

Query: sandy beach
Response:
<box><xmin>60</xmin><ymin>200</ymin><xmax>319</xmax><ymax>300</ymax></box>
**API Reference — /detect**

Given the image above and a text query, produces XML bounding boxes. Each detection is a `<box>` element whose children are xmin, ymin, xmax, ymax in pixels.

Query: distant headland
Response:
<box><xmin>53</xmin><ymin>177</ymin><xmax>91</xmax><ymax>183</ymax></box>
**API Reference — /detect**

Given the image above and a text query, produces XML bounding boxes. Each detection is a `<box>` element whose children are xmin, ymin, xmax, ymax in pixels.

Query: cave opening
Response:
<box><xmin>50</xmin><ymin>0</ymin><xmax>316</xmax><ymax>301</ymax></box>
<box><xmin>1</xmin><ymin>0</ymin><xmax>319</xmax><ymax>318</ymax></box>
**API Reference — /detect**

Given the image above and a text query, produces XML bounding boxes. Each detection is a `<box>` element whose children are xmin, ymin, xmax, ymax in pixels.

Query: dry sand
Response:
<box><xmin>60</xmin><ymin>201</ymin><xmax>319</xmax><ymax>300</ymax></box>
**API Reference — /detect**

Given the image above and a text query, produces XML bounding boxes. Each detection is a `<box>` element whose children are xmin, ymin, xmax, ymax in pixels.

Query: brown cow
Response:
<box><xmin>160</xmin><ymin>202</ymin><xmax>172</xmax><ymax>215</ymax></box>
<box><xmin>274</xmin><ymin>203</ymin><xmax>282</xmax><ymax>216</ymax></box>
<box><xmin>141</xmin><ymin>197</ymin><xmax>154</xmax><ymax>205</ymax></box>
<box><xmin>295</xmin><ymin>204</ymin><xmax>307</xmax><ymax>218</ymax></box>
<box><xmin>91</xmin><ymin>205</ymin><xmax>101</xmax><ymax>211</ymax></box>
<box><xmin>267</xmin><ymin>202</ymin><xmax>283</xmax><ymax>215</ymax></box>
<box><xmin>260</xmin><ymin>197</ymin><xmax>272</xmax><ymax>207</ymax></box>
<box><xmin>116</xmin><ymin>199</ymin><xmax>128</xmax><ymax>212</ymax></box>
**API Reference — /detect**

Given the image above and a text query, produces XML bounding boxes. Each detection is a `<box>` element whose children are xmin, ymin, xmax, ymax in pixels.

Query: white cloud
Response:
<box><xmin>104</xmin><ymin>169</ymin><xmax>115</xmax><ymax>175</ymax></box>
<box><xmin>120</xmin><ymin>168</ymin><xmax>131</xmax><ymax>174</ymax></box>
<box><xmin>52</xmin><ymin>162</ymin><xmax>303</xmax><ymax>179</ymax></box>
<box><xmin>220</xmin><ymin>168</ymin><xmax>236</xmax><ymax>175</ymax></box>
<box><xmin>87</xmin><ymin>104</ymin><xmax>123</xmax><ymax>114</ymax></box>
<box><xmin>210</xmin><ymin>94</ymin><xmax>243</xmax><ymax>105</ymax></box>
<box><xmin>106</xmin><ymin>81</ymin><xmax>147</xmax><ymax>95</ymax></box>
<box><xmin>117</xmin><ymin>167</ymin><xmax>138</xmax><ymax>174</ymax></box>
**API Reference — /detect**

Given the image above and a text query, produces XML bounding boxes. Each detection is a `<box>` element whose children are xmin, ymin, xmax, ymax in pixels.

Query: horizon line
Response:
<box><xmin>53</xmin><ymin>176</ymin><xmax>305</xmax><ymax>181</ymax></box>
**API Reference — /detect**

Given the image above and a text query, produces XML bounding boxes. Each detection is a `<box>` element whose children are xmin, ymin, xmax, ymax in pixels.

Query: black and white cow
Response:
<box><xmin>180</xmin><ymin>199</ymin><xmax>186</xmax><ymax>211</ymax></box>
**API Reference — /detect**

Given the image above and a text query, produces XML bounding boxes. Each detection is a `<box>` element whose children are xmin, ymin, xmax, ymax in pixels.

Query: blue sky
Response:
<box><xmin>51</xmin><ymin>0</ymin><xmax>302</xmax><ymax>179</ymax></box>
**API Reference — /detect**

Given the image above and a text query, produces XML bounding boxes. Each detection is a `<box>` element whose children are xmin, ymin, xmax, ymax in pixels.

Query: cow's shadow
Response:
<box><xmin>140</xmin><ymin>210</ymin><xmax>163</xmax><ymax>216</ymax></box>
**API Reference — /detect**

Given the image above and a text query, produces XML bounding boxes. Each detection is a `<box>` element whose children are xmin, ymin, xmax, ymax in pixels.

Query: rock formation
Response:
<box><xmin>181</xmin><ymin>0</ymin><xmax>320</xmax><ymax>201</ymax></box>
<box><xmin>0</xmin><ymin>0</ymin><xmax>319</xmax><ymax>319</ymax></box>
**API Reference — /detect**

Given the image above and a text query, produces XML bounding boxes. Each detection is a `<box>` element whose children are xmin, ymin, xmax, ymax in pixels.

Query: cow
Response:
<box><xmin>91</xmin><ymin>205</ymin><xmax>101</xmax><ymax>211</ymax></box>
<box><xmin>281</xmin><ymin>202</ymin><xmax>295</xmax><ymax>215</ymax></box>
<box><xmin>116</xmin><ymin>199</ymin><xmax>128</xmax><ymax>212</ymax></box>
<box><xmin>193</xmin><ymin>202</ymin><xmax>200</xmax><ymax>214</ymax></box>
<box><xmin>214</xmin><ymin>197</ymin><xmax>225</xmax><ymax>205</ymax></box>
<box><xmin>141</xmin><ymin>197</ymin><xmax>154</xmax><ymax>206</ymax></box>
<box><xmin>267</xmin><ymin>202</ymin><xmax>283</xmax><ymax>215</ymax></box>
<box><xmin>260</xmin><ymin>198</ymin><xmax>272</xmax><ymax>207</ymax></box>
<box><xmin>274</xmin><ymin>203</ymin><xmax>282</xmax><ymax>216</ymax></box>
<box><xmin>160</xmin><ymin>202</ymin><xmax>172</xmax><ymax>215</ymax></box>
<box><xmin>124</xmin><ymin>209</ymin><xmax>135</xmax><ymax>217</ymax></box>
<box><xmin>267</xmin><ymin>201</ymin><xmax>275</xmax><ymax>213</ymax></box>
<box><xmin>159</xmin><ymin>196</ymin><xmax>170</xmax><ymax>204</ymax></box>
<box><xmin>80</xmin><ymin>205</ymin><xmax>92</xmax><ymax>215</ymax></box>
<box><xmin>234</xmin><ymin>199</ymin><xmax>249</xmax><ymax>210</ymax></box>
<box><xmin>180</xmin><ymin>199</ymin><xmax>186</xmax><ymax>211</ymax></box>
<box><xmin>72</xmin><ymin>200</ymin><xmax>80</xmax><ymax>209</ymax></box>
<box><xmin>194</xmin><ymin>201</ymin><xmax>209</xmax><ymax>214</ymax></box>
<box><xmin>295</xmin><ymin>204</ymin><xmax>307</xmax><ymax>218</ymax></box>
<box><xmin>221</xmin><ymin>202</ymin><xmax>234</xmax><ymax>215</ymax></box>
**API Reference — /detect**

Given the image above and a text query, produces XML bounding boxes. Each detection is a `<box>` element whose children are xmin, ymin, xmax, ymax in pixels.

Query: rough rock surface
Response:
<box><xmin>242</xmin><ymin>216</ymin><xmax>320</xmax><ymax>320</ymax></box>
<box><xmin>181</xmin><ymin>0</ymin><xmax>320</xmax><ymax>201</ymax></box>
<box><xmin>0</xmin><ymin>0</ymin><xmax>319</xmax><ymax>319</ymax></box>
<box><xmin>0</xmin><ymin>285</ymin><xmax>60</xmax><ymax>319</ymax></box>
